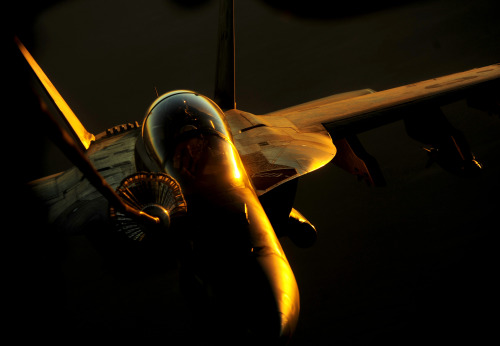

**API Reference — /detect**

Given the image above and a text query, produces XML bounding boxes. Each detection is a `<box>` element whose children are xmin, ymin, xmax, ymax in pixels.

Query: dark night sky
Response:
<box><xmin>9</xmin><ymin>0</ymin><xmax>500</xmax><ymax>344</ymax></box>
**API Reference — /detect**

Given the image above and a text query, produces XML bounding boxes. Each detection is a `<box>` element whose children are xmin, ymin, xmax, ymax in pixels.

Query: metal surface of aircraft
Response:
<box><xmin>14</xmin><ymin>0</ymin><xmax>499</xmax><ymax>344</ymax></box>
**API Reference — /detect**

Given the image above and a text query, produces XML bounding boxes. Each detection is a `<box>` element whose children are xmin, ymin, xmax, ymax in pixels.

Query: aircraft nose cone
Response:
<box><xmin>240</xmin><ymin>308</ymin><xmax>289</xmax><ymax>345</ymax></box>
<box><xmin>242</xmin><ymin>252</ymin><xmax>300</xmax><ymax>344</ymax></box>
<box><xmin>191</xmin><ymin>250</ymin><xmax>299</xmax><ymax>345</ymax></box>
<box><xmin>244</xmin><ymin>311</ymin><xmax>294</xmax><ymax>346</ymax></box>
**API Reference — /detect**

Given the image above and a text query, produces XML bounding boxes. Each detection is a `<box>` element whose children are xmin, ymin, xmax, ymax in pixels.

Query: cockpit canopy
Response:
<box><xmin>143</xmin><ymin>90</ymin><xmax>231</xmax><ymax>163</ymax></box>
<box><xmin>140</xmin><ymin>90</ymin><xmax>245</xmax><ymax>193</ymax></box>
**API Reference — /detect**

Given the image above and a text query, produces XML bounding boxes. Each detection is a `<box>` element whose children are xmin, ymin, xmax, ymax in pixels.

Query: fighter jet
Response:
<box><xmin>14</xmin><ymin>0</ymin><xmax>499</xmax><ymax>344</ymax></box>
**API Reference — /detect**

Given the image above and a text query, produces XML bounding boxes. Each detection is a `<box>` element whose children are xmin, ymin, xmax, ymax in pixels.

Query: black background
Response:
<box><xmin>8</xmin><ymin>0</ymin><xmax>500</xmax><ymax>344</ymax></box>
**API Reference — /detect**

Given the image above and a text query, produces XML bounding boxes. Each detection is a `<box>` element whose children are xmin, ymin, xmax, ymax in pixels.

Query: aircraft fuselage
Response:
<box><xmin>135</xmin><ymin>90</ymin><xmax>300</xmax><ymax>342</ymax></box>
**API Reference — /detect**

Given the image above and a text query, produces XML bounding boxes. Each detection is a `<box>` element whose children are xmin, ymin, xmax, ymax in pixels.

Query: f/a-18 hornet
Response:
<box><xmin>15</xmin><ymin>0</ymin><xmax>499</xmax><ymax>344</ymax></box>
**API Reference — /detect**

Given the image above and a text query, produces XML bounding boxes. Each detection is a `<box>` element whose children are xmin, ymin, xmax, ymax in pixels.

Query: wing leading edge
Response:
<box><xmin>266</xmin><ymin>63</ymin><xmax>500</xmax><ymax>139</ymax></box>
<box><xmin>15</xmin><ymin>36</ymin><xmax>95</xmax><ymax>150</ymax></box>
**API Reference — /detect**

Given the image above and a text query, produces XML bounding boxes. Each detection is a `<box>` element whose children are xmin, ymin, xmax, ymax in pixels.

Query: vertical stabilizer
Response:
<box><xmin>214</xmin><ymin>0</ymin><xmax>235</xmax><ymax>111</ymax></box>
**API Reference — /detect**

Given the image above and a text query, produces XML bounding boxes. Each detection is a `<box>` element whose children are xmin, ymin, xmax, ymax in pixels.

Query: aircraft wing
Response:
<box><xmin>266</xmin><ymin>63</ymin><xmax>500</xmax><ymax>139</ymax></box>
<box><xmin>228</xmin><ymin>64</ymin><xmax>499</xmax><ymax>193</ymax></box>
<box><xmin>15</xmin><ymin>37</ymin><xmax>95</xmax><ymax>150</ymax></box>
